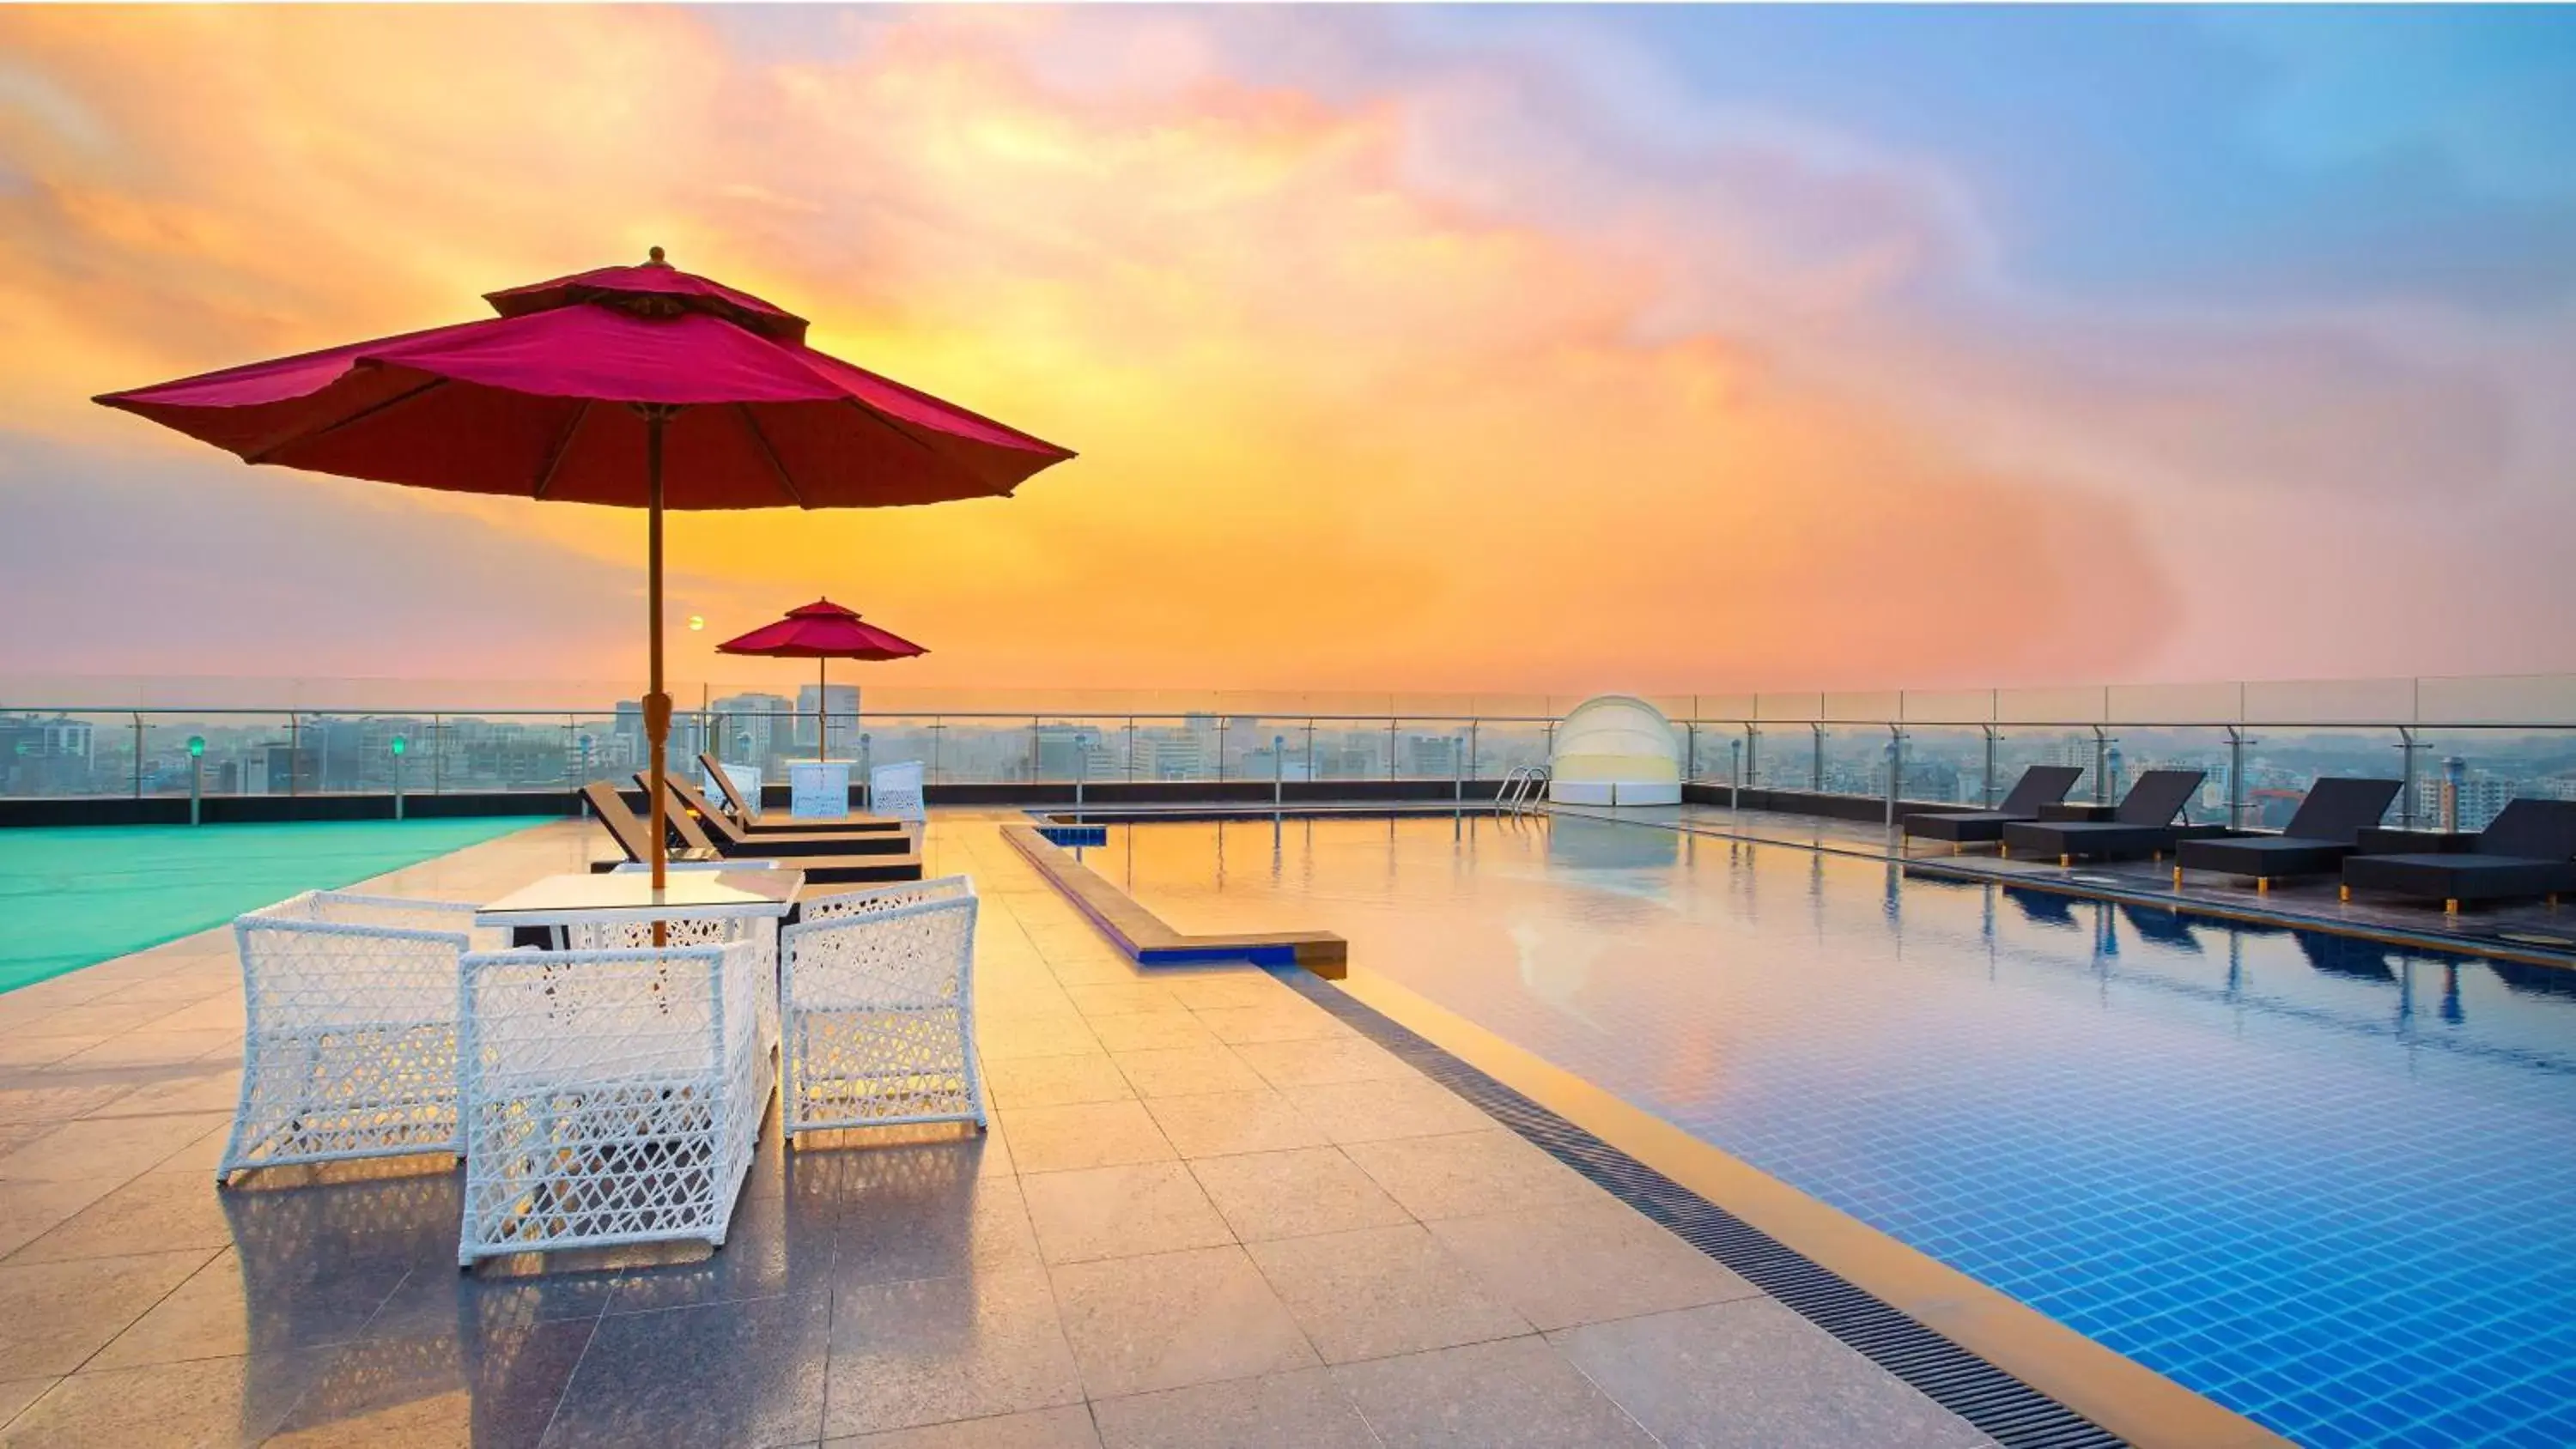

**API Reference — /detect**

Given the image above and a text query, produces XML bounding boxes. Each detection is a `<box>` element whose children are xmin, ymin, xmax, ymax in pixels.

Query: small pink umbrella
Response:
<box><xmin>715</xmin><ymin>599</ymin><xmax>926</xmax><ymax>762</ymax></box>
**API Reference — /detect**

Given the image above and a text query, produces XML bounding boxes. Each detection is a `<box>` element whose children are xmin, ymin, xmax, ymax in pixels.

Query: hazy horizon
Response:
<box><xmin>6</xmin><ymin>6</ymin><xmax>2574</xmax><ymax>695</ymax></box>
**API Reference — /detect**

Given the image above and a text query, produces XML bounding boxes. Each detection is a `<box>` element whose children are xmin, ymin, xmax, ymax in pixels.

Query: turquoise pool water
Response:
<box><xmin>1096</xmin><ymin>814</ymin><xmax>2576</xmax><ymax>1449</ymax></box>
<box><xmin>0</xmin><ymin>818</ymin><xmax>538</xmax><ymax>993</ymax></box>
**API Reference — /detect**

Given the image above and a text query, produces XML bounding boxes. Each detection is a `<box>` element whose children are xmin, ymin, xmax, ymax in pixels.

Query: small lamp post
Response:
<box><xmin>187</xmin><ymin>735</ymin><xmax>205</xmax><ymax>826</ymax></box>
<box><xmin>390</xmin><ymin>734</ymin><xmax>408</xmax><ymax>820</ymax></box>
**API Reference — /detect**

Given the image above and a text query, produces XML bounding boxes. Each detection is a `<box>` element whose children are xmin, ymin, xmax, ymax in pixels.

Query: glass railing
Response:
<box><xmin>5</xmin><ymin>673</ymin><xmax>2573</xmax><ymax>830</ymax></box>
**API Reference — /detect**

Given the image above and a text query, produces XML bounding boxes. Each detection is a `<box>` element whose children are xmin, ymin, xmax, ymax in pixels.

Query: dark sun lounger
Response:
<box><xmin>2001</xmin><ymin>769</ymin><xmax>2217</xmax><ymax>864</ymax></box>
<box><xmin>1901</xmin><ymin>765</ymin><xmax>2084</xmax><ymax>847</ymax></box>
<box><xmin>580</xmin><ymin>781</ymin><xmax>724</xmax><ymax>868</ymax></box>
<box><xmin>2340</xmin><ymin>798</ymin><xmax>2576</xmax><ymax>913</ymax></box>
<box><xmin>647</xmin><ymin>773</ymin><xmax>908</xmax><ymax>854</ymax></box>
<box><xmin>2172</xmin><ymin>777</ymin><xmax>2403</xmax><ymax>890</ymax></box>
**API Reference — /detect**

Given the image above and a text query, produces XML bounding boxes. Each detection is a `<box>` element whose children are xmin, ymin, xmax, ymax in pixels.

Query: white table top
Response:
<box><xmin>476</xmin><ymin>870</ymin><xmax>805</xmax><ymax>927</ymax></box>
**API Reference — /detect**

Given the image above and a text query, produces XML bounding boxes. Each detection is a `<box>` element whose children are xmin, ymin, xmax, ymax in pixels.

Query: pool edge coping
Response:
<box><xmin>996</xmin><ymin>818</ymin><xmax>2287</xmax><ymax>1449</ymax></box>
<box><xmin>1328</xmin><ymin>965</ymin><xmax>2292</xmax><ymax>1449</ymax></box>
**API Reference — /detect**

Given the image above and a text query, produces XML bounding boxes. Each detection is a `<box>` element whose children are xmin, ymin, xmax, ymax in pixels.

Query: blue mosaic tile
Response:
<box><xmin>1105</xmin><ymin>816</ymin><xmax>2576</xmax><ymax>1448</ymax></box>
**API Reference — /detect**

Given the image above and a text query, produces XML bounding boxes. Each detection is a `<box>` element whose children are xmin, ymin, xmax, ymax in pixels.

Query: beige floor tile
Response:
<box><xmin>0</xmin><ymin>1350</ymin><xmax>334</xmax><ymax>1449</ymax></box>
<box><xmin>1429</xmin><ymin>1198</ymin><xmax>1759</xmax><ymax>1331</ymax></box>
<box><xmin>1332</xmin><ymin>1336</ymin><xmax>1661</xmax><ymax>1448</ymax></box>
<box><xmin>1188</xmin><ymin>1148</ymin><xmax>1413</xmax><ymax>1244</ymax></box>
<box><xmin>1050</xmin><ymin>1245</ymin><xmax>1318</xmax><ymax>1399</ymax></box>
<box><xmin>1022</xmin><ymin>1161</ymin><xmax>1235</xmax><ymax>1265</ymax></box>
<box><xmin>1091</xmin><ymin>1366</ymin><xmax>1376</xmax><ymax>1449</ymax></box>
<box><xmin>1233</xmin><ymin>1037</ymin><xmax>1418</xmax><ymax>1090</ymax></box>
<box><xmin>827</xmin><ymin>1404</ymin><xmax>1103</xmax><ymax>1448</ymax></box>
<box><xmin>0</xmin><ymin>1249</ymin><xmax>216</xmax><ymax>1376</ymax></box>
<box><xmin>0</xmin><ymin>1179</ymin><xmax>123</xmax><ymax>1262</ymax></box>
<box><xmin>1109</xmin><ymin>1046</ymin><xmax>1268</xmax><ymax>1100</ymax></box>
<box><xmin>976</xmin><ymin>1016</ymin><xmax>1105</xmax><ymax>1062</ymax></box>
<box><xmin>1553</xmin><ymin>1300</ymin><xmax>1994</xmax><ymax>1449</ymax></box>
<box><xmin>1282</xmin><ymin>1076</ymin><xmax>1494</xmax><ymax>1145</ymax></box>
<box><xmin>0</xmin><ymin>1113</ymin><xmax>232</xmax><ymax>1183</ymax></box>
<box><xmin>0</xmin><ymin>1376</ymin><xmax>54</xmax><ymax>1428</ymax></box>
<box><xmin>1248</xmin><ymin>1224</ymin><xmax>1529</xmax><ymax>1364</ymax></box>
<box><xmin>0</xmin><ymin>1038</ymin><xmax>109</xmax><ymax>1072</ymax></box>
<box><xmin>823</xmin><ymin>1270</ymin><xmax>1084</xmax><ymax>1439</ymax></box>
<box><xmin>1160</xmin><ymin>976</ymin><xmax>1293</xmax><ymax>1012</ymax></box>
<box><xmin>998</xmin><ymin>1101</ymin><xmax>1176</xmax><ymax>1174</ymax></box>
<box><xmin>984</xmin><ymin>1054</ymin><xmax>1134</xmax><ymax>1110</ymax></box>
<box><xmin>1342</xmin><ymin>1131</ymin><xmax>1602</xmax><ymax>1222</ymax></box>
<box><xmin>1189</xmin><ymin>1004</ymin><xmax>1351</xmax><ymax>1046</ymax></box>
<box><xmin>1084</xmin><ymin>1012</ymin><xmax>1222</xmax><ymax>1053</ymax></box>
<box><xmin>1064</xmin><ymin>984</ymin><xmax>1184</xmax><ymax>1018</ymax></box>
<box><xmin>3</xmin><ymin>1171</ymin><xmax>235</xmax><ymax>1266</ymax></box>
<box><xmin>1140</xmin><ymin>1091</ymin><xmax>1329</xmax><ymax>1161</ymax></box>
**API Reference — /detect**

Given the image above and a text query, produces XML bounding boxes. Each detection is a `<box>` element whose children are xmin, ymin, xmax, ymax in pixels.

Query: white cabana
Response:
<box><xmin>1547</xmin><ymin>694</ymin><xmax>1683</xmax><ymax>806</ymax></box>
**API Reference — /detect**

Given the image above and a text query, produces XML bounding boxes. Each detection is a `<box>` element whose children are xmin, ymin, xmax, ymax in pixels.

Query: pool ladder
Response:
<box><xmin>1496</xmin><ymin>765</ymin><xmax>1550</xmax><ymax>816</ymax></box>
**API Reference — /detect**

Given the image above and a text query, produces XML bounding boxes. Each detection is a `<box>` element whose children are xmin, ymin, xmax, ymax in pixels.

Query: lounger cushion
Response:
<box><xmin>2341</xmin><ymin>853</ymin><xmax>2576</xmax><ymax>902</ymax></box>
<box><xmin>2175</xmin><ymin>836</ymin><xmax>2354</xmax><ymax>880</ymax></box>
<box><xmin>1904</xmin><ymin>810</ymin><xmax>2024</xmax><ymax>842</ymax></box>
<box><xmin>2002</xmin><ymin>821</ymin><xmax>2233</xmax><ymax>860</ymax></box>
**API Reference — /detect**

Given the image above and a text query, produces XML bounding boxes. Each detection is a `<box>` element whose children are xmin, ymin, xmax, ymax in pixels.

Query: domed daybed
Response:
<box><xmin>1547</xmin><ymin>694</ymin><xmax>1683</xmax><ymax>807</ymax></box>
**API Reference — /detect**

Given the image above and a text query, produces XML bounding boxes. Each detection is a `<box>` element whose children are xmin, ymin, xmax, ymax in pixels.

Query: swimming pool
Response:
<box><xmin>0</xmin><ymin>817</ymin><xmax>540</xmax><ymax>993</ymax></box>
<box><xmin>1088</xmin><ymin>813</ymin><xmax>2576</xmax><ymax>1449</ymax></box>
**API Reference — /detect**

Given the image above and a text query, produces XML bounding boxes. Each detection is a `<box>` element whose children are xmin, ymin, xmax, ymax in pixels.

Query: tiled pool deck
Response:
<box><xmin>0</xmin><ymin>814</ymin><xmax>1998</xmax><ymax>1447</ymax></box>
<box><xmin>1556</xmin><ymin>801</ymin><xmax>2576</xmax><ymax>961</ymax></box>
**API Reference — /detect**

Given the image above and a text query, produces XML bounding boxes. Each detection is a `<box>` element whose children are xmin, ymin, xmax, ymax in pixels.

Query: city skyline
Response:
<box><xmin>5</xmin><ymin>7</ymin><xmax>2576</xmax><ymax>693</ymax></box>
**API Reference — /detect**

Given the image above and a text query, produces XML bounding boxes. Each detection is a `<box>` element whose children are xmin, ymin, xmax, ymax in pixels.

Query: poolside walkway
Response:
<box><xmin>0</xmin><ymin>814</ymin><xmax>1994</xmax><ymax>1447</ymax></box>
<box><xmin>1558</xmin><ymin>800</ymin><xmax>2576</xmax><ymax>966</ymax></box>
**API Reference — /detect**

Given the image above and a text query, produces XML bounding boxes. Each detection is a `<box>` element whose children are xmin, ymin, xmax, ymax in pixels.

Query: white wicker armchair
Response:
<box><xmin>457</xmin><ymin>937</ymin><xmax>772</xmax><ymax>1264</ymax></box>
<box><xmin>222</xmin><ymin>891</ymin><xmax>489</xmax><ymax>1185</ymax></box>
<box><xmin>868</xmin><ymin>760</ymin><xmax>927</xmax><ymax>826</ymax></box>
<box><xmin>780</xmin><ymin>876</ymin><xmax>981</xmax><ymax>1143</ymax></box>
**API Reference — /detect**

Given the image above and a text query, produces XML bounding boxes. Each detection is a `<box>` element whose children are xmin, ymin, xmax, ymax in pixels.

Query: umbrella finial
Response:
<box><xmin>647</xmin><ymin>246</ymin><xmax>668</xmax><ymax>266</ymax></box>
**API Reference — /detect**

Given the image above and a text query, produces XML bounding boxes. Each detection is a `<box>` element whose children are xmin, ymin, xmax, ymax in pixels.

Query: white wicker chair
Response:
<box><xmin>457</xmin><ymin>937</ymin><xmax>772</xmax><ymax>1264</ymax></box>
<box><xmin>779</xmin><ymin>877</ymin><xmax>981</xmax><ymax>1143</ymax></box>
<box><xmin>221</xmin><ymin>891</ymin><xmax>489</xmax><ymax>1185</ymax></box>
<box><xmin>869</xmin><ymin>760</ymin><xmax>927</xmax><ymax>826</ymax></box>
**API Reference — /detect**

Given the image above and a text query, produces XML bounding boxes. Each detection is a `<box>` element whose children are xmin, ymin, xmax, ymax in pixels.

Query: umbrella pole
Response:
<box><xmin>819</xmin><ymin>658</ymin><xmax>828</xmax><ymax>764</ymax></box>
<box><xmin>644</xmin><ymin>409</ymin><xmax>671</xmax><ymax>942</ymax></box>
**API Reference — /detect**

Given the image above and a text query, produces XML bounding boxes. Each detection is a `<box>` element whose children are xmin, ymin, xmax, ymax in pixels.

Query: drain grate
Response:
<box><xmin>1273</xmin><ymin>967</ymin><xmax>2128</xmax><ymax>1449</ymax></box>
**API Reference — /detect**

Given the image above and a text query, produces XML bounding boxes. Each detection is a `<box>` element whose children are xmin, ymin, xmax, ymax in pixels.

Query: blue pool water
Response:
<box><xmin>1093</xmin><ymin>813</ymin><xmax>2576</xmax><ymax>1448</ymax></box>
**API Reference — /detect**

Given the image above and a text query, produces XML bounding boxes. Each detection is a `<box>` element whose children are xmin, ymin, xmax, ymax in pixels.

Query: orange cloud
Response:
<box><xmin>0</xmin><ymin>6</ymin><xmax>2170</xmax><ymax>695</ymax></box>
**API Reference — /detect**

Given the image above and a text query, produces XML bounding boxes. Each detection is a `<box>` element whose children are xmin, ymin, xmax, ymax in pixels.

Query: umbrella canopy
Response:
<box><xmin>718</xmin><ymin>599</ymin><xmax>925</xmax><ymax>764</ymax></box>
<box><xmin>715</xmin><ymin>598</ymin><xmax>927</xmax><ymax>661</ymax></box>
<box><xmin>97</xmin><ymin>249</ymin><xmax>1072</xmax><ymax>894</ymax></box>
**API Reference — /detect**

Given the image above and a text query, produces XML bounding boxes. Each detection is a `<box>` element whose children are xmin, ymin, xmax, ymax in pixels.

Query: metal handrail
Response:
<box><xmin>1496</xmin><ymin>764</ymin><xmax>1550</xmax><ymax>816</ymax></box>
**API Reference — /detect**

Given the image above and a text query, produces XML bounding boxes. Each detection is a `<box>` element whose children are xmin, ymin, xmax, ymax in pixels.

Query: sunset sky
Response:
<box><xmin>4</xmin><ymin>5</ymin><xmax>2573</xmax><ymax>698</ymax></box>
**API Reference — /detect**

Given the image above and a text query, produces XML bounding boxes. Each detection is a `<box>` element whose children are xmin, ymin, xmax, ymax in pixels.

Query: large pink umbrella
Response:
<box><xmin>97</xmin><ymin>249</ymin><xmax>1072</xmax><ymax>897</ymax></box>
<box><xmin>716</xmin><ymin>599</ymin><xmax>926</xmax><ymax>762</ymax></box>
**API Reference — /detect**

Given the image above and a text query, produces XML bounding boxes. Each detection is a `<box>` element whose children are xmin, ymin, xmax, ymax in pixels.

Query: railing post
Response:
<box><xmin>1452</xmin><ymin>732</ymin><xmax>1464</xmax><ymax>808</ymax></box>
<box><xmin>930</xmin><ymin>718</ymin><xmax>942</xmax><ymax>785</ymax></box>
<box><xmin>432</xmin><ymin>714</ymin><xmax>444</xmax><ymax>795</ymax></box>
<box><xmin>2442</xmin><ymin>755</ymin><xmax>2464</xmax><ymax>833</ymax></box>
<box><xmin>2396</xmin><ymin>726</ymin><xmax>2420</xmax><ymax>828</ymax></box>
<box><xmin>1742</xmin><ymin>724</ymin><xmax>1759</xmax><ymax>792</ymax></box>
<box><xmin>2092</xmin><ymin>725</ymin><xmax>2111</xmax><ymax>804</ymax></box>
<box><xmin>1467</xmin><ymin>720</ymin><xmax>1479</xmax><ymax>783</ymax></box>
<box><xmin>1029</xmin><ymin>717</ymin><xmax>1041</xmax><ymax>785</ymax></box>
<box><xmin>1274</xmin><ymin>733</ymin><xmax>1285</xmax><ymax>813</ymax></box>
<box><xmin>289</xmin><ymin>714</ymin><xmax>301</xmax><ymax>797</ymax></box>
<box><xmin>1387</xmin><ymin>719</ymin><xmax>1398</xmax><ymax>782</ymax></box>
<box><xmin>1075</xmin><ymin>731</ymin><xmax>1090</xmax><ymax>822</ymax></box>
<box><xmin>1216</xmin><ymin>717</ymin><xmax>1228</xmax><ymax>785</ymax></box>
<box><xmin>131</xmin><ymin>712</ymin><xmax>143</xmax><ymax>799</ymax></box>
<box><xmin>1729</xmin><ymin>737</ymin><xmax>1743</xmax><ymax>810</ymax></box>
<box><xmin>1883</xmin><ymin>728</ymin><xmax>1904</xmax><ymax>830</ymax></box>
<box><xmin>1686</xmin><ymin>722</ymin><xmax>1698</xmax><ymax>783</ymax></box>
<box><xmin>1127</xmin><ymin>718</ymin><xmax>1138</xmax><ymax>782</ymax></box>
<box><xmin>2226</xmin><ymin>725</ymin><xmax>2247</xmax><ymax>830</ymax></box>
<box><xmin>1809</xmin><ymin>723</ymin><xmax>1824</xmax><ymax>794</ymax></box>
<box><xmin>1981</xmin><ymin>724</ymin><xmax>1999</xmax><ymax>808</ymax></box>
